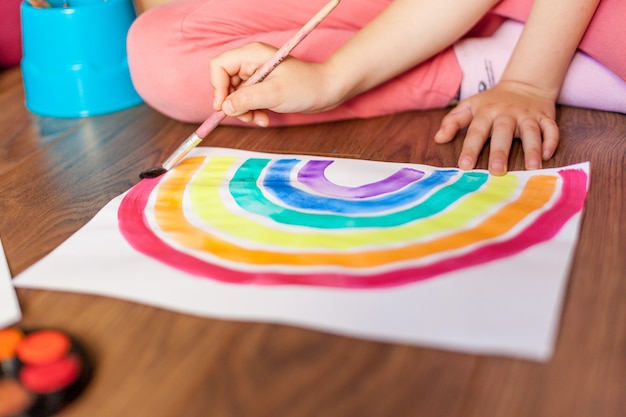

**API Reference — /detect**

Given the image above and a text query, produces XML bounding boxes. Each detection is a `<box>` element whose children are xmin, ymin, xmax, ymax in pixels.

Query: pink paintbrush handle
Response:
<box><xmin>195</xmin><ymin>111</ymin><xmax>227</xmax><ymax>140</ymax></box>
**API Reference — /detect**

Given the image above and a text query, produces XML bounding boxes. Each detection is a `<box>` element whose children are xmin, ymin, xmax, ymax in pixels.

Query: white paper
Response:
<box><xmin>14</xmin><ymin>148</ymin><xmax>589</xmax><ymax>360</ymax></box>
<box><xmin>0</xmin><ymin>238</ymin><xmax>21</xmax><ymax>327</ymax></box>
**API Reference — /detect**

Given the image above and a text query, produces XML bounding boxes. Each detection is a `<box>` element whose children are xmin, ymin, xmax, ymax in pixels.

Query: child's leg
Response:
<box><xmin>0</xmin><ymin>0</ymin><xmax>22</xmax><ymax>68</ymax></box>
<box><xmin>455</xmin><ymin>20</ymin><xmax>626</xmax><ymax>114</ymax></box>
<box><xmin>127</xmin><ymin>0</ymin><xmax>462</xmax><ymax>125</ymax></box>
<box><xmin>490</xmin><ymin>0</ymin><xmax>626</xmax><ymax>81</ymax></box>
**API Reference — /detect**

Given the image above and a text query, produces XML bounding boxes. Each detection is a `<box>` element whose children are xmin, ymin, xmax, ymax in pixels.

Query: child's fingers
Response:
<box><xmin>251</xmin><ymin>111</ymin><xmax>270</xmax><ymax>127</ymax></box>
<box><xmin>518</xmin><ymin>118</ymin><xmax>544</xmax><ymax>170</ymax></box>
<box><xmin>209</xmin><ymin>43</ymin><xmax>278</xmax><ymax>110</ymax></box>
<box><xmin>235</xmin><ymin>110</ymin><xmax>270</xmax><ymax>127</ymax></box>
<box><xmin>209</xmin><ymin>68</ymin><xmax>232</xmax><ymax>111</ymax></box>
<box><xmin>434</xmin><ymin>105</ymin><xmax>473</xmax><ymax>143</ymax></box>
<box><xmin>488</xmin><ymin>115</ymin><xmax>515</xmax><ymax>175</ymax></box>
<box><xmin>540</xmin><ymin>117</ymin><xmax>559</xmax><ymax>160</ymax></box>
<box><xmin>223</xmin><ymin>80</ymin><xmax>282</xmax><ymax>116</ymax></box>
<box><xmin>457</xmin><ymin>116</ymin><xmax>492</xmax><ymax>171</ymax></box>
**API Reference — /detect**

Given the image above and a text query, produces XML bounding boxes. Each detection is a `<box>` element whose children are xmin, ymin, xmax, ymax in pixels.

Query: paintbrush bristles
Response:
<box><xmin>139</xmin><ymin>131</ymin><xmax>204</xmax><ymax>179</ymax></box>
<box><xmin>139</xmin><ymin>167</ymin><xmax>167</xmax><ymax>179</ymax></box>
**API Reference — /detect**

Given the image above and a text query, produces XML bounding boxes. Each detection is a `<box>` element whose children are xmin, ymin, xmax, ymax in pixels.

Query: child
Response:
<box><xmin>127</xmin><ymin>0</ymin><xmax>625</xmax><ymax>175</ymax></box>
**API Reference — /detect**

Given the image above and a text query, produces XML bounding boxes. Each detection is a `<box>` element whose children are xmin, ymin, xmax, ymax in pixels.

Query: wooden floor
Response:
<box><xmin>1</xmin><ymin>65</ymin><xmax>624</xmax><ymax>417</ymax></box>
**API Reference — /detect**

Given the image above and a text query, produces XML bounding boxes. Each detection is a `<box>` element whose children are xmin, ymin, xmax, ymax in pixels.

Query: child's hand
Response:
<box><xmin>209</xmin><ymin>42</ymin><xmax>342</xmax><ymax>126</ymax></box>
<box><xmin>434</xmin><ymin>80</ymin><xmax>559</xmax><ymax>175</ymax></box>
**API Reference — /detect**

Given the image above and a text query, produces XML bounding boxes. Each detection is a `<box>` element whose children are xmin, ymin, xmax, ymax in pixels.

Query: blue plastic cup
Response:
<box><xmin>20</xmin><ymin>0</ymin><xmax>143</xmax><ymax>117</ymax></box>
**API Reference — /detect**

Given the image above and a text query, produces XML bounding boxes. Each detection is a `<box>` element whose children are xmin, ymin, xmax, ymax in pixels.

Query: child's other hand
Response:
<box><xmin>434</xmin><ymin>80</ymin><xmax>559</xmax><ymax>175</ymax></box>
<box><xmin>209</xmin><ymin>42</ymin><xmax>341</xmax><ymax>126</ymax></box>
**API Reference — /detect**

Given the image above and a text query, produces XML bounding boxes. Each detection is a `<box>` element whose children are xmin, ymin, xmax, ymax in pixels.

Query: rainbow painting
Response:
<box><xmin>15</xmin><ymin>148</ymin><xmax>590</xmax><ymax>360</ymax></box>
<box><xmin>119</xmin><ymin>150</ymin><xmax>587</xmax><ymax>288</ymax></box>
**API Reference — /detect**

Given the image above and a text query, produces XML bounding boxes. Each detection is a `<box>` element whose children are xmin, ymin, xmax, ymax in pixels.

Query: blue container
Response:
<box><xmin>21</xmin><ymin>0</ymin><xmax>143</xmax><ymax>117</ymax></box>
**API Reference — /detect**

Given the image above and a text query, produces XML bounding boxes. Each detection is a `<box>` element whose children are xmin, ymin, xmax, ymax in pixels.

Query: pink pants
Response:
<box><xmin>0</xmin><ymin>0</ymin><xmax>23</xmax><ymax>68</ymax></box>
<box><xmin>127</xmin><ymin>0</ymin><xmax>624</xmax><ymax>126</ymax></box>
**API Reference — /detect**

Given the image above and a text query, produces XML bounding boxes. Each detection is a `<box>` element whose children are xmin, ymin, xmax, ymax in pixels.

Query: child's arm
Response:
<box><xmin>210</xmin><ymin>0</ymin><xmax>500</xmax><ymax>126</ymax></box>
<box><xmin>435</xmin><ymin>0</ymin><xmax>601</xmax><ymax>174</ymax></box>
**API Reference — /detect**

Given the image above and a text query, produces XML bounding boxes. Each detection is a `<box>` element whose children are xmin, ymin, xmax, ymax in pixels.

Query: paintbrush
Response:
<box><xmin>140</xmin><ymin>0</ymin><xmax>341</xmax><ymax>179</ymax></box>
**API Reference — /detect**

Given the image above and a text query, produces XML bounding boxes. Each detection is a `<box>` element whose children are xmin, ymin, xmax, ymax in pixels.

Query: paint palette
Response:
<box><xmin>0</xmin><ymin>327</ymin><xmax>91</xmax><ymax>417</ymax></box>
